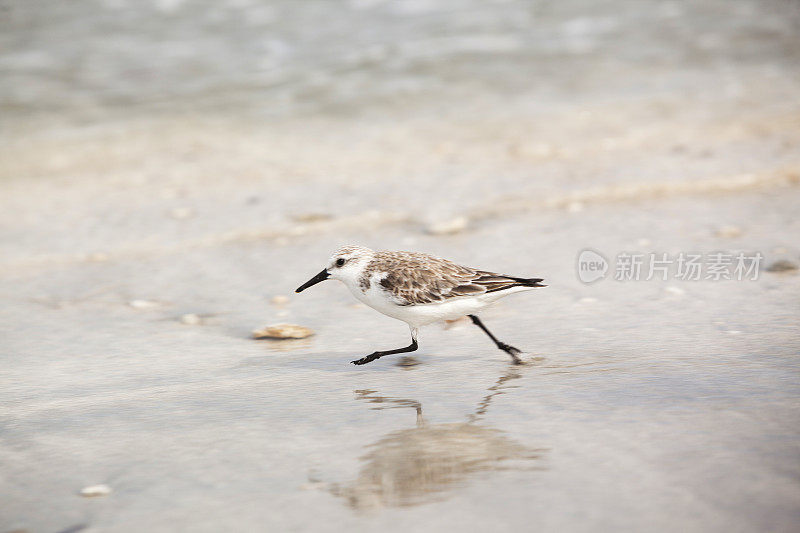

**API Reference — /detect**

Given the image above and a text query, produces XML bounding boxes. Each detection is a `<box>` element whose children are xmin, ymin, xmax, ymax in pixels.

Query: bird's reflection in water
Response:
<box><xmin>330</xmin><ymin>366</ymin><xmax>546</xmax><ymax>510</ymax></box>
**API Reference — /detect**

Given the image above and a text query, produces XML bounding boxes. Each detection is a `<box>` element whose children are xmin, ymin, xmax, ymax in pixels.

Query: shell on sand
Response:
<box><xmin>80</xmin><ymin>484</ymin><xmax>112</xmax><ymax>497</ymax></box>
<box><xmin>252</xmin><ymin>324</ymin><xmax>314</xmax><ymax>340</ymax></box>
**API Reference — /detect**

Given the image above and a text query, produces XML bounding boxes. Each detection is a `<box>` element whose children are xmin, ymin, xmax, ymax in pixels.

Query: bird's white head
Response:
<box><xmin>295</xmin><ymin>245</ymin><xmax>374</xmax><ymax>293</ymax></box>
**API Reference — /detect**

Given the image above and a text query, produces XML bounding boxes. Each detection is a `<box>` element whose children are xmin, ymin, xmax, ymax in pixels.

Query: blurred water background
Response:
<box><xmin>1</xmin><ymin>1</ymin><xmax>799</xmax><ymax>531</ymax></box>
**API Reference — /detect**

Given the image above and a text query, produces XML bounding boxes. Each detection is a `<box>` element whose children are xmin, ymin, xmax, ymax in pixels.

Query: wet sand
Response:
<box><xmin>2</xmin><ymin>0</ymin><xmax>800</xmax><ymax>531</ymax></box>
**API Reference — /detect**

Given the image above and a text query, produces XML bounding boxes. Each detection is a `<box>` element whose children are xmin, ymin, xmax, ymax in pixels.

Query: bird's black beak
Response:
<box><xmin>295</xmin><ymin>269</ymin><xmax>330</xmax><ymax>293</ymax></box>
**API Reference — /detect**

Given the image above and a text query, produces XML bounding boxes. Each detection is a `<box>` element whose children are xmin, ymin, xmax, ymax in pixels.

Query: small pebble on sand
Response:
<box><xmin>80</xmin><ymin>484</ymin><xmax>111</xmax><ymax>497</ymax></box>
<box><xmin>87</xmin><ymin>252</ymin><xmax>109</xmax><ymax>262</ymax></box>
<box><xmin>292</xmin><ymin>213</ymin><xmax>333</xmax><ymax>223</ymax></box>
<box><xmin>715</xmin><ymin>225</ymin><xmax>742</xmax><ymax>238</ymax></box>
<box><xmin>128</xmin><ymin>299</ymin><xmax>160</xmax><ymax>309</ymax></box>
<box><xmin>766</xmin><ymin>259</ymin><xmax>798</xmax><ymax>272</ymax></box>
<box><xmin>179</xmin><ymin>313</ymin><xmax>202</xmax><ymax>325</ymax></box>
<box><xmin>270</xmin><ymin>295</ymin><xmax>290</xmax><ymax>305</ymax></box>
<box><xmin>252</xmin><ymin>324</ymin><xmax>314</xmax><ymax>339</ymax></box>
<box><xmin>426</xmin><ymin>216</ymin><xmax>469</xmax><ymax>235</ymax></box>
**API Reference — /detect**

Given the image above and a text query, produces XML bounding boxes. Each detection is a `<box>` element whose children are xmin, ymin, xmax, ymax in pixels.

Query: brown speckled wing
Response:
<box><xmin>370</xmin><ymin>251</ymin><xmax>533</xmax><ymax>305</ymax></box>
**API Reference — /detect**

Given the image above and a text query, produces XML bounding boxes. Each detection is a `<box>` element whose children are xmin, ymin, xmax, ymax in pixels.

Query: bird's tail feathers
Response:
<box><xmin>510</xmin><ymin>276</ymin><xmax>547</xmax><ymax>288</ymax></box>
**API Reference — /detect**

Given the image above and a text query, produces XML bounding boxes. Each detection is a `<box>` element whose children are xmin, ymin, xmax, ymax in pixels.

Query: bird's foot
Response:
<box><xmin>351</xmin><ymin>352</ymin><xmax>382</xmax><ymax>365</ymax></box>
<box><xmin>498</xmin><ymin>343</ymin><xmax>523</xmax><ymax>364</ymax></box>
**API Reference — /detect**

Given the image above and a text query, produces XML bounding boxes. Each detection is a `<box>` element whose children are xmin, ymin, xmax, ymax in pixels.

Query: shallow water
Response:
<box><xmin>2</xmin><ymin>0</ymin><xmax>799</xmax><ymax>124</ymax></box>
<box><xmin>2</xmin><ymin>0</ymin><xmax>800</xmax><ymax>531</ymax></box>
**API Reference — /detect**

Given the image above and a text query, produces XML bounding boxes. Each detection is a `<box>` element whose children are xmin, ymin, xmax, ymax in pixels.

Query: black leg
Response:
<box><xmin>468</xmin><ymin>315</ymin><xmax>523</xmax><ymax>364</ymax></box>
<box><xmin>351</xmin><ymin>338</ymin><xmax>419</xmax><ymax>365</ymax></box>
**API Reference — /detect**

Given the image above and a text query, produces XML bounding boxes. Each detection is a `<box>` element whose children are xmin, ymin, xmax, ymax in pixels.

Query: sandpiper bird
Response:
<box><xmin>295</xmin><ymin>245</ymin><xmax>546</xmax><ymax>365</ymax></box>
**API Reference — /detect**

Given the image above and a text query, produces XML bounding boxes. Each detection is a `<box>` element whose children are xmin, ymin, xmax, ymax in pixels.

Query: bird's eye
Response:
<box><xmin>336</xmin><ymin>258</ymin><xmax>346</xmax><ymax>267</ymax></box>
